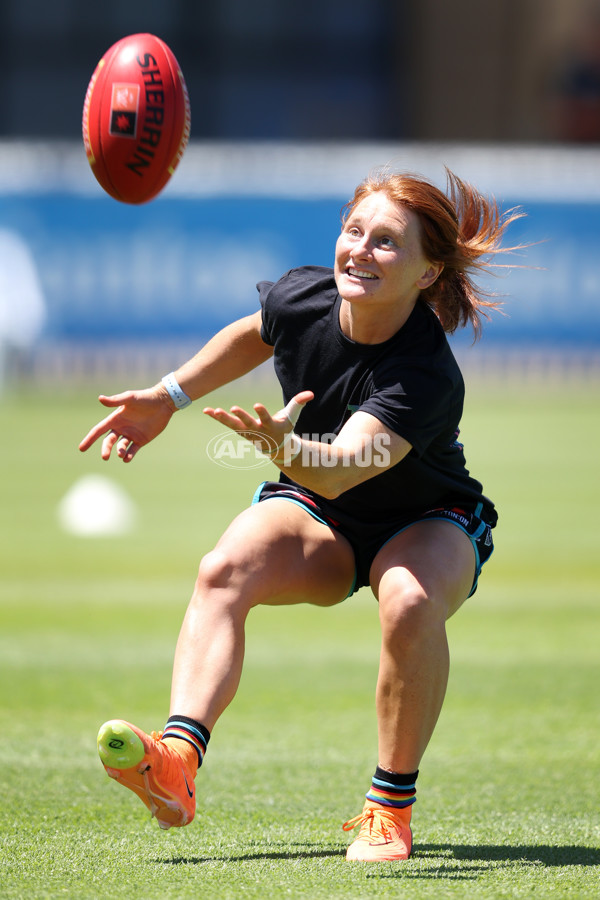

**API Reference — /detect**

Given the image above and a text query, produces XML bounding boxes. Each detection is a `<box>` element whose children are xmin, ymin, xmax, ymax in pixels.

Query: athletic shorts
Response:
<box><xmin>252</xmin><ymin>481</ymin><xmax>495</xmax><ymax>598</ymax></box>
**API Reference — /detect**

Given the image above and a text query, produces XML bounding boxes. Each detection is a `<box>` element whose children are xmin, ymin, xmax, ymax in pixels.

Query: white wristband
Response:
<box><xmin>162</xmin><ymin>372</ymin><xmax>192</xmax><ymax>409</ymax></box>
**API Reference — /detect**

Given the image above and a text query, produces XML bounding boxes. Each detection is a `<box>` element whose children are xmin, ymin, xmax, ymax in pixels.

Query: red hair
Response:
<box><xmin>343</xmin><ymin>168</ymin><xmax>524</xmax><ymax>338</ymax></box>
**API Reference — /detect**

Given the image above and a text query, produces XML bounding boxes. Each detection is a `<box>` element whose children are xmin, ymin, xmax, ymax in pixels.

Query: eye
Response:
<box><xmin>378</xmin><ymin>235</ymin><xmax>396</xmax><ymax>248</ymax></box>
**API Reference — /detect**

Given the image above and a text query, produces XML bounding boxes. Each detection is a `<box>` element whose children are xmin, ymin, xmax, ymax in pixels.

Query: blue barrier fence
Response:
<box><xmin>1</xmin><ymin>142</ymin><xmax>599</xmax><ymax>354</ymax></box>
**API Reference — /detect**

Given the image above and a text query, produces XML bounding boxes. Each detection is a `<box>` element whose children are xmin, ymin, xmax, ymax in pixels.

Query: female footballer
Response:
<box><xmin>80</xmin><ymin>168</ymin><xmax>520</xmax><ymax>861</ymax></box>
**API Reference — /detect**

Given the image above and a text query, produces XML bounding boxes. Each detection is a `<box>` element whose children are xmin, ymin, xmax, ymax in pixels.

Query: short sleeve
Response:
<box><xmin>256</xmin><ymin>279</ymin><xmax>275</xmax><ymax>345</ymax></box>
<box><xmin>359</xmin><ymin>366</ymin><xmax>458</xmax><ymax>457</ymax></box>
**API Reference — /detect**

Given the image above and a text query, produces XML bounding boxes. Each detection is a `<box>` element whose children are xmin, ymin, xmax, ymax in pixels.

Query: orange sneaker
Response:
<box><xmin>97</xmin><ymin>719</ymin><xmax>196</xmax><ymax>830</ymax></box>
<box><xmin>343</xmin><ymin>799</ymin><xmax>413</xmax><ymax>861</ymax></box>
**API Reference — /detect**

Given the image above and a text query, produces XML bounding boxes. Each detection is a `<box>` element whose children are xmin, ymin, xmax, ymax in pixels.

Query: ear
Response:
<box><xmin>416</xmin><ymin>262</ymin><xmax>443</xmax><ymax>291</ymax></box>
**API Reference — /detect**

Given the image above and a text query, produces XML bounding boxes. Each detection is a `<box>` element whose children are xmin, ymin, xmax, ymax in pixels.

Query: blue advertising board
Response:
<box><xmin>1</xmin><ymin>143</ymin><xmax>599</xmax><ymax>350</ymax></box>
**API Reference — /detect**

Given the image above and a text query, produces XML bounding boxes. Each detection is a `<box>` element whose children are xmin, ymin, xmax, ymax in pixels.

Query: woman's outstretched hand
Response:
<box><xmin>78</xmin><ymin>386</ymin><xmax>176</xmax><ymax>463</ymax></box>
<box><xmin>203</xmin><ymin>390</ymin><xmax>314</xmax><ymax>456</ymax></box>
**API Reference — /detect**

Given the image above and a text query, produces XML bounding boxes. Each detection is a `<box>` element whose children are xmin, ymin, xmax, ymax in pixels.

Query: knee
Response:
<box><xmin>195</xmin><ymin>548</ymin><xmax>236</xmax><ymax>595</ymax></box>
<box><xmin>378</xmin><ymin>573</ymin><xmax>444</xmax><ymax>644</ymax></box>
<box><xmin>192</xmin><ymin>547</ymin><xmax>260</xmax><ymax>613</ymax></box>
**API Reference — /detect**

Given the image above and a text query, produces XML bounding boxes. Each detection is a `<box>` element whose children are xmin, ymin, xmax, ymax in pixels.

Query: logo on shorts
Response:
<box><xmin>441</xmin><ymin>509</ymin><xmax>470</xmax><ymax>528</ymax></box>
<box><xmin>110</xmin><ymin>83</ymin><xmax>140</xmax><ymax>137</ymax></box>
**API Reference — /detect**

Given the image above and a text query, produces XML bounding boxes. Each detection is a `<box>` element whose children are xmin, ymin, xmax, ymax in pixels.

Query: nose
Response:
<box><xmin>351</xmin><ymin>233</ymin><xmax>373</xmax><ymax>260</ymax></box>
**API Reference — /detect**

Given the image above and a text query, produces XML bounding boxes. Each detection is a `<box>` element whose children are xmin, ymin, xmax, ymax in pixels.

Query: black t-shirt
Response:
<box><xmin>258</xmin><ymin>265</ymin><xmax>496</xmax><ymax>526</ymax></box>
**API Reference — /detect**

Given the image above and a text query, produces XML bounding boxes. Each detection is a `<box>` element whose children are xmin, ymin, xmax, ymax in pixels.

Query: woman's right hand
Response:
<box><xmin>78</xmin><ymin>385</ymin><xmax>176</xmax><ymax>463</ymax></box>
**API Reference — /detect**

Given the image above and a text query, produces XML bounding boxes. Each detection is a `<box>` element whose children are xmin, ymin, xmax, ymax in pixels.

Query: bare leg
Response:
<box><xmin>170</xmin><ymin>499</ymin><xmax>356</xmax><ymax>731</ymax></box>
<box><xmin>369</xmin><ymin>521</ymin><xmax>476</xmax><ymax>773</ymax></box>
<box><xmin>95</xmin><ymin>500</ymin><xmax>355</xmax><ymax>832</ymax></box>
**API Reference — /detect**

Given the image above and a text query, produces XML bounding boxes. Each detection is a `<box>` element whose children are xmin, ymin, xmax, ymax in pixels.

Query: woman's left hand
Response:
<box><xmin>203</xmin><ymin>390</ymin><xmax>314</xmax><ymax>456</ymax></box>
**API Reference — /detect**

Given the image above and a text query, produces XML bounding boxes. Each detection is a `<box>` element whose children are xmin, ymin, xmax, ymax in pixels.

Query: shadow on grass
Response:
<box><xmin>418</xmin><ymin>844</ymin><xmax>600</xmax><ymax>867</ymax></box>
<box><xmin>367</xmin><ymin>843</ymin><xmax>600</xmax><ymax>880</ymax></box>
<box><xmin>159</xmin><ymin>842</ymin><xmax>600</xmax><ymax>872</ymax></box>
<box><xmin>161</xmin><ymin>846</ymin><xmax>345</xmax><ymax>865</ymax></box>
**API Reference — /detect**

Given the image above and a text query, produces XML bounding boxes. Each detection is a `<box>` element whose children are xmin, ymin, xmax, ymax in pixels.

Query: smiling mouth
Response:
<box><xmin>347</xmin><ymin>267</ymin><xmax>378</xmax><ymax>280</ymax></box>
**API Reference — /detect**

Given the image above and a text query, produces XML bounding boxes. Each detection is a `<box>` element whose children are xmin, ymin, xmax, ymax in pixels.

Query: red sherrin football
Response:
<box><xmin>82</xmin><ymin>33</ymin><xmax>190</xmax><ymax>204</ymax></box>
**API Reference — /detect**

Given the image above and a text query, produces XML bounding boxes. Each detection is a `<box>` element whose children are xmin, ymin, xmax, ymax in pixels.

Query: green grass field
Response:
<box><xmin>1</xmin><ymin>375</ymin><xmax>599</xmax><ymax>898</ymax></box>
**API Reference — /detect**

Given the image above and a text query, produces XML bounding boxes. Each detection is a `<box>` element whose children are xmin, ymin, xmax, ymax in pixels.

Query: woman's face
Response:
<box><xmin>334</xmin><ymin>191</ymin><xmax>439</xmax><ymax>313</ymax></box>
